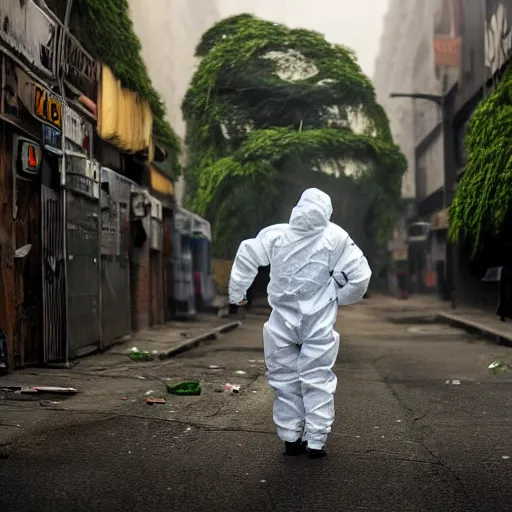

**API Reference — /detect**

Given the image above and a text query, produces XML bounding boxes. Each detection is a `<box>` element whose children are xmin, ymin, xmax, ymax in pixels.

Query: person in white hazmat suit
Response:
<box><xmin>229</xmin><ymin>188</ymin><xmax>372</xmax><ymax>459</ymax></box>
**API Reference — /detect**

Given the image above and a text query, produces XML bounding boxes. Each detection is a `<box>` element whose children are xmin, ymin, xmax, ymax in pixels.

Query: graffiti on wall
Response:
<box><xmin>0</xmin><ymin>0</ymin><xmax>57</xmax><ymax>77</ymax></box>
<box><xmin>485</xmin><ymin>2</ymin><xmax>512</xmax><ymax>76</ymax></box>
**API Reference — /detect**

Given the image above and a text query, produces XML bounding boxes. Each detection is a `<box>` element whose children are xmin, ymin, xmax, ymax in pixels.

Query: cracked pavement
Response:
<box><xmin>1</xmin><ymin>296</ymin><xmax>512</xmax><ymax>511</ymax></box>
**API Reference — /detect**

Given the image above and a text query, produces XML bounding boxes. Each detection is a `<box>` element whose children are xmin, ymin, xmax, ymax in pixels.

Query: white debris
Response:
<box><xmin>452</xmin><ymin>380</ymin><xmax>461</xmax><ymax>385</ymax></box>
<box><xmin>235</xmin><ymin>370</ymin><xmax>247</xmax><ymax>375</ymax></box>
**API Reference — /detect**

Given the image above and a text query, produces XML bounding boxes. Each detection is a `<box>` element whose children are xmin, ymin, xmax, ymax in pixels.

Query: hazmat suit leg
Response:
<box><xmin>299</xmin><ymin>301</ymin><xmax>340</xmax><ymax>450</ymax></box>
<box><xmin>263</xmin><ymin>312</ymin><xmax>306</xmax><ymax>443</ymax></box>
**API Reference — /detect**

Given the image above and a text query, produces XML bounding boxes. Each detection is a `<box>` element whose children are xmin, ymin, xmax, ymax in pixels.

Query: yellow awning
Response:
<box><xmin>150</xmin><ymin>166</ymin><xmax>174</xmax><ymax>197</ymax></box>
<box><xmin>97</xmin><ymin>64</ymin><xmax>153</xmax><ymax>152</ymax></box>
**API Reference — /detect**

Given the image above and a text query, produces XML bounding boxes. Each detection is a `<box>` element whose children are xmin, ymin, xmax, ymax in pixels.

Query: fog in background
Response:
<box><xmin>129</xmin><ymin>0</ymin><xmax>390</xmax><ymax>202</ymax></box>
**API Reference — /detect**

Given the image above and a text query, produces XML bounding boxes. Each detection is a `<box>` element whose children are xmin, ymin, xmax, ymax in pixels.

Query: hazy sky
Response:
<box><xmin>217</xmin><ymin>0</ymin><xmax>390</xmax><ymax>78</ymax></box>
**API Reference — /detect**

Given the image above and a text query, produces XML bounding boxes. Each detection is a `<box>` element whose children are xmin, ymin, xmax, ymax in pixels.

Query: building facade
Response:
<box><xmin>374</xmin><ymin>0</ymin><xmax>463</xmax><ymax>297</ymax></box>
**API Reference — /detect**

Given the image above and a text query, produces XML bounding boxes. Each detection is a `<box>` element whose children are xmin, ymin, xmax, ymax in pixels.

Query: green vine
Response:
<box><xmin>449</xmin><ymin>68</ymin><xmax>512</xmax><ymax>254</ymax></box>
<box><xmin>46</xmin><ymin>0</ymin><xmax>181</xmax><ymax>174</ymax></box>
<box><xmin>182</xmin><ymin>14</ymin><xmax>406</xmax><ymax>257</ymax></box>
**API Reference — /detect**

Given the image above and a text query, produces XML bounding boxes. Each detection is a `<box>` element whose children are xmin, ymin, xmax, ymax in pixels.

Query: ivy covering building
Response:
<box><xmin>182</xmin><ymin>14</ymin><xmax>407</xmax><ymax>262</ymax></box>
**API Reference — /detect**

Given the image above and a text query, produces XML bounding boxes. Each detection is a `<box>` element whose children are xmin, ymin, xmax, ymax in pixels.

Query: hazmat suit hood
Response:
<box><xmin>289</xmin><ymin>188</ymin><xmax>333</xmax><ymax>234</ymax></box>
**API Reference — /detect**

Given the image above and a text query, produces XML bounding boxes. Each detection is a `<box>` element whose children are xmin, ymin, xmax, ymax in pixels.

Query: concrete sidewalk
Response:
<box><xmin>368</xmin><ymin>292</ymin><xmax>512</xmax><ymax>345</ymax></box>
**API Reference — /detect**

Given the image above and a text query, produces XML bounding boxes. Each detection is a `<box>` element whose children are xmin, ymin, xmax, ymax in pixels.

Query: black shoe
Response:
<box><xmin>308</xmin><ymin>448</ymin><xmax>327</xmax><ymax>459</ymax></box>
<box><xmin>284</xmin><ymin>440</ymin><xmax>307</xmax><ymax>456</ymax></box>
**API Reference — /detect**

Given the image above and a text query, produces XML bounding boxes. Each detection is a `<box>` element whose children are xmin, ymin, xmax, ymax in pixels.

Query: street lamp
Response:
<box><xmin>389</xmin><ymin>86</ymin><xmax>457</xmax><ymax>309</ymax></box>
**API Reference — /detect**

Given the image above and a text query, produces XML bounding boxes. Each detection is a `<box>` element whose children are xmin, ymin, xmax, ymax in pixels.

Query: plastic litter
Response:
<box><xmin>224</xmin><ymin>383</ymin><xmax>241</xmax><ymax>394</ymax></box>
<box><xmin>128</xmin><ymin>347</ymin><xmax>155</xmax><ymax>361</ymax></box>
<box><xmin>208</xmin><ymin>365</ymin><xmax>223</xmax><ymax>369</ymax></box>
<box><xmin>235</xmin><ymin>370</ymin><xmax>247</xmax><ymax>375</ymax></box>
<box><xmin>488</xmin><ymin>360</ymin><xmax>512</xmax><ymax>374</ymax></box>
<box><xmin>452</xmin><ymin>380</ymin><xmax>461</xmax><ymax>385</ymax></box>
<box><xmin>166</xmin><ymin>381</ymin><xmax>202</xmax><ymax>396</ymax></box>
<box><xmin>145</xmin><ymin>390</ymin><xmax>155</xmax><ymax>396</ymax></box>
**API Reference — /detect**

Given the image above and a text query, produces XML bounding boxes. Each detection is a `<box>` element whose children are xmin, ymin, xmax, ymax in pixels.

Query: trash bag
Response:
<box><xmin>0</xmin><ymin>330</ymin><xmax>8</xmax><ymax>375</ymax></box>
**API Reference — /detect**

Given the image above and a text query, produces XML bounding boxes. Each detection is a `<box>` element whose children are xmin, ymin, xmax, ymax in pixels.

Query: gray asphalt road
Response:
<box><xmin>1</xmin><ymin>299</ymin><xmax>512</xmax><ymax>511</ymax></box>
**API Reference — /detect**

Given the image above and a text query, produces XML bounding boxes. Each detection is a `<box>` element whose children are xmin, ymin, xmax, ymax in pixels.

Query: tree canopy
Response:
<box><xmin>182</xmin><ymin>14</ymin><xmax>407</xmax><ymax>258</ymax></box>
<box><xmin>449</xmin><ymin>68</ymin><xmax>512</xmax><ymax>255</ymax></box>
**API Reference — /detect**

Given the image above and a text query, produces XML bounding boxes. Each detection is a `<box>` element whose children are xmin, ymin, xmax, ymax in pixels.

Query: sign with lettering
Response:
<box><xmin>433</xmin><ymin>0</ymin><xmax>462</xmax><ymax>68</ymax></box>
<box><xmin>61</xmin><ymin>31</ymin><xmax>98</xmax><ymax>101</ymax></box>
<box><xmin>64</xmin><ymin>105</ymin><xmax>91</xmax><ymax>155</ymax></box>
<box><xmin>34</xmin><ymin>85</ymin><xmax>62</xmax><ymax>128</ymax></box>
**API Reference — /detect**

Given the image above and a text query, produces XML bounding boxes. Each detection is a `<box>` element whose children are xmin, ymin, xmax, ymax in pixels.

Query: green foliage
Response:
<box><xmin>47</xmin><ymin>0</ymin><xmax>181</xmax><ymax>172</ymax></box>
<box><xmin>183</xmin><ymin>14</ymin><xmax>406</xmax><ymax>256</ymax></box>
<box><xmin>449</xmin><ymin>68</ymin><xmax>512</xmax><ymax>255</ymax></box>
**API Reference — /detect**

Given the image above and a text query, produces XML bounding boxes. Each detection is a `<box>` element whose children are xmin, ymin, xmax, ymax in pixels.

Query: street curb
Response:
<box><xmin>159</xmin><ymin>321</ymin><xmax>242</xmax><ymax>359</ymax></box>
<box><xmin>436</xmin><ymin>312</ymin><xmax>512</xmax><ymax>347</ymax></box>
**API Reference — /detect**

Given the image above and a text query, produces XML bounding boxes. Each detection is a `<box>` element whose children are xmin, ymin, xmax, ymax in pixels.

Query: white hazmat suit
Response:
<box><xmin>229</xmin><ymin>188</ymin><xmax>371</xmax><ymax>450</ymax></box>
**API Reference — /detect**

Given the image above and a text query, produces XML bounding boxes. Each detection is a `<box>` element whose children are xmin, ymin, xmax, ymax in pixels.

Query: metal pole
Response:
<box><xmin>60</xmin><ymin>0</ymin><xmax>73</xmax><ymax>366</ymax></box>
<box><xmin>440</xmin><ymin>79</ymin><xmax>457</xmax><ymax>309</ymax></box>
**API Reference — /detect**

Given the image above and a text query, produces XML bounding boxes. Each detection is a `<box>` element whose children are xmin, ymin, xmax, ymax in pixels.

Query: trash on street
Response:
<box><xmin>166</xmin><ymin>381</ymin><xmax>202</xmax><ymax>396</ymax></box>
<box><xmin>146</xmin><ymin>397</ymin><xmax>166</xmax><ymax>405</ymax></box>
<box><xmin>40</xmin><ymin>400</ymin><xmax>60</xmax><ymax>407</ymax></box>
<box><xmin>128</xmin><ymin>347</ymin><xmax>157</xmax><ymax>361</ymax></box>
<box><xmin>488</xmin><ymin>360</ymin><xmax>512</xmax><ymax>374</ymax></box>
<box><xmin>224</xmin><ymin>383</ymin><xmax>241</xmax><ymax>394</ymax></box>
<box><xmin>1</xmin><ymin>385</ymin><xmax>78</xmax><ymax>395</ymax></box>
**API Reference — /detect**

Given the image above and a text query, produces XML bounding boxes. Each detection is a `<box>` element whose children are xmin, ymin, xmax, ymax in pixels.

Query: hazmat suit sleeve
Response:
<box><xmin>229</xmin><ymin>230</ymin><xmax>271</xmax><ymax>304</ymax></box>
<box><xmin>329</xmin><ymin>230</ymin><xmax>372</xmax><ymax>306</ymax></box>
